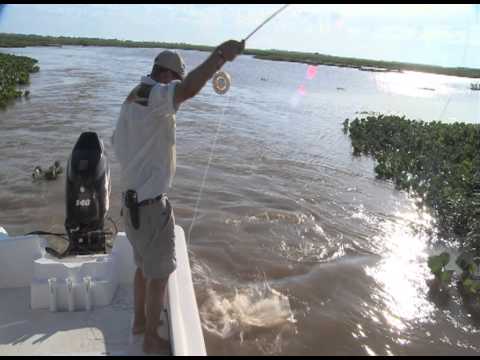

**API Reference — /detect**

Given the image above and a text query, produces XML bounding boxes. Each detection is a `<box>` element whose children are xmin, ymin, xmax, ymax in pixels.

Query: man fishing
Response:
<box><xmin>112</xmin><ymin>39</ymin><xmax>244</xmax><ymax>354</ymax></box>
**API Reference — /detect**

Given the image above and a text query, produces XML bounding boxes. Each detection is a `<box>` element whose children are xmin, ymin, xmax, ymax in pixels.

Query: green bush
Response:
<box><xmin>344</xmin><ymin>114</ymin><xmax>480</xmax><ymax>250</ymax></box>
<box><xmin>345</xmin><ymin>114</ymin><xmax>480</xmax><ymax>301</ymax></box>
<box><xmin>0</xmin><ymin>52</ymin><xmax>39</xmax><ymax>108</ymax></box>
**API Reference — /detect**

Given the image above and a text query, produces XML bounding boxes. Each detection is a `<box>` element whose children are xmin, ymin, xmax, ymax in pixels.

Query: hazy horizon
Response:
<box><xmin>1</xmin><ymin>4</ymin><xmax>479</xmax><ymax>68</ymax></box>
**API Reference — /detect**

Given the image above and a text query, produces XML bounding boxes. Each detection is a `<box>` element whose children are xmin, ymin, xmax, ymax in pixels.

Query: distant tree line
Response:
<box><xmin>1</xmin><ymin>32</ymin><xmax>480</xmax><ymax>78</ymax></box>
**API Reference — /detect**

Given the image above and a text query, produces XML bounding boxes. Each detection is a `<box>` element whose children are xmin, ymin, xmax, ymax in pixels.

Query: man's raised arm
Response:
<box><xmin>174</xmin><ymin>40</ymin><xmax>244</xmax><ymax>106</ymax></box>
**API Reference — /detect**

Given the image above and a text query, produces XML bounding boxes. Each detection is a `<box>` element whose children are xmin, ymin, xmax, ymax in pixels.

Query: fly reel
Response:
<box><xmin>212</xmin><ymin>70</ymin><xmax>231</xmax><ymax>95</ymax></box>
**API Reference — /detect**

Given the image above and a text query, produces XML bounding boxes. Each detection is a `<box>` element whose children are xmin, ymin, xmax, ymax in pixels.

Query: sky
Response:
<box><xmin>0</xmin><ymin>4</ymin><xmax>479</xmax><ymax>68</ymax></box>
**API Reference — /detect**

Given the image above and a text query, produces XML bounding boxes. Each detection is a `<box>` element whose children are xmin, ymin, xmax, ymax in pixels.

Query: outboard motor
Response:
<box><xmin>65</xmin><ymin>132</ymin><xmax>111</xmax><ymax>255</ymax></box>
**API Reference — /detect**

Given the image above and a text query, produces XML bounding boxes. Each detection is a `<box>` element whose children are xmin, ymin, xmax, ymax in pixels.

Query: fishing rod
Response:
<box><xmin>244</xmin><ymin>4</ymin><xmax>290</xmax><ymax>41</ymax></box>
<box><xmin>212</xmin><ymin>4</ymin><xmax>290</xmax><ymax>94</ymax></box>
<box><xmin>190</xmin><ymin>5</ymin><xmax>291</xmax><ymax>243</ymax></box>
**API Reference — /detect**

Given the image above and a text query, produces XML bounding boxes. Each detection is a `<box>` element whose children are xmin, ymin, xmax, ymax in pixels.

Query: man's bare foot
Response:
<box><xmin>143</xmin><ymin>334</ymin><xmax>170</xmax><ymax>354</ymax></box>
<box><xmin>132</xmin><ymin>319</ymin><xmax>146</xmax><ymax>335</ymax></box>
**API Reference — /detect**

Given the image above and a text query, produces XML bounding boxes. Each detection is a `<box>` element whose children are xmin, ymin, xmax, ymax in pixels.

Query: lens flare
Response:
<box><xmin>331</xmin><ymin>12</ymin><xmax>345</xmax><ymax>30</ymax></box>
<box><xmin>306</xmin><ymin>65</ymin><xmax>317</xmax><ymax>80</ymax></box>
<box><xmin>290</xmin><ymin>64</ymin><xmax>317</xmax><ymax>108</ymax></box>
<box><xmin>297</xmin><ymin>84</ymin><xmax>306</xmax><ymax>96</ymax></box>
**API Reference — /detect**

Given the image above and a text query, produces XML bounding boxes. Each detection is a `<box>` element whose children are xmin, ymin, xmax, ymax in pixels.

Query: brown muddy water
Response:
<box><xmin>1</xmin><ymin>46</ymin><xmax>479</xmax><ymax>355</ymax></box>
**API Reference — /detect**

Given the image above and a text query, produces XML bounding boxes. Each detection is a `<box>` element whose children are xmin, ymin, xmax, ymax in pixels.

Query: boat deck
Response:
<box><xmin>0</xmin><ymin>285</ymin><xmax>170</xmax><ymax>356</ymax></box>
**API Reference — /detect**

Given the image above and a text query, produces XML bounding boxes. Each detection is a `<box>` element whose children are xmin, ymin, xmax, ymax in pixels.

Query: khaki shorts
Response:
<box><xmin>123</xmin><ymin>195</ymin><xmax>176</xmax><ymax>279</ymax></box>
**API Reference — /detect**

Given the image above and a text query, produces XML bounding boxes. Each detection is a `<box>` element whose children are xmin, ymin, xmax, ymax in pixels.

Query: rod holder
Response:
<box><xmin>66</xmin><ymin>277</ymin><xmax>74</xmax><ymax>312</ymax></box>
<box><xmin>83</xmin><ymin>276</ymin><xmax>93</xmax><ymax>311</ymax></box>
<box><xmin>48</xmin><ymin>277</ymin><xmax>57</xmax><ymax>312</ymax></box>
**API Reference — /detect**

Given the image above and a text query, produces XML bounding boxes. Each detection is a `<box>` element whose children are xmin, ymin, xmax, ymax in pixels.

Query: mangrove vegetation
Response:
<box><xmin>344</xmin><ymin>115</ymin><xmax>480</xmax><ymax>300</ymax></box>
<box><xmin>343</xmin><ymin>115</ymin><xmax>480</xmax><ymax>246</ymax></box>
<box><xmin>0</xmin><ymin>52</ymin><xmax>39</xmax><ymax>108</ymax></box>
<box><xmin>2</xmin><ymin>32</ymin><xmax>480</xmax><ymax>79</ymax></box>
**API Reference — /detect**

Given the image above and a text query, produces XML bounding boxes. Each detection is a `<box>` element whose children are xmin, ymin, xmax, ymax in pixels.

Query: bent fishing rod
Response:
<box><xmin>244</xmin><ymin>4</ymin><xmax>290</xmax><ymax>41</ymax></box>
<box><xmin>190</xmin><ymin>4</ymin><xmax>291</xmax><ymax>242</ymax></box>
<box><xmin>212</xmin><ymin>4</ymin><xmax>290</xmax><ymax>94</ymax></box>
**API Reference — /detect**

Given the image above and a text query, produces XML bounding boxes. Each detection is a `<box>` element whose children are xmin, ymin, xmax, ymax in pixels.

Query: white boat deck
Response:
<box><xmin>0</xmin><ymin>285</ymin><xmax>170</xmax><ymax>356</ymax></box>
<box><xmin>0</xmin><ymin>225</ymin><xmax>206</xmax><ymax>356</ymax></box>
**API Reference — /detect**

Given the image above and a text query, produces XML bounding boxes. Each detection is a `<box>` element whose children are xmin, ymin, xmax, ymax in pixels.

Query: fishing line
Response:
<box><xmin>438</xmin><ymin>21</ymin><xmax>471</xmax><ymax>121</ymax></box>
<box><xmin>187</xmin><ymin>92</ymin><xmax>232</xmax><ymax>245</ymax></box>
<box><xmin>187</xmin><ymin>4</ymin><xmax>291</xmax><ymax>245</ymax></box>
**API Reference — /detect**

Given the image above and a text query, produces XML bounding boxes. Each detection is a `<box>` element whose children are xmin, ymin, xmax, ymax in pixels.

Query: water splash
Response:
<box><xmin>200</xmin><ymin>281</ymin><xmax>296</xmax><ymax>341</ymax></box>
<box><xmin>278</xmin><ymin>228</ymin><xmax>346</xmax><ymax>263</ymax></box>
<box><xmin>226</xmin><ymin>209</ymin><xmax>313</xmax><ymax>226</ymax></box>
<box><xmin>225</xmin><ymin>210</ymin><xmax>347</xmax><ymax>263</ymax></box>
<box><xmin>190</xmin><ymin>250</ymin><xmax>223</xmax><ymax>288</ymax></box>
<box><xmin>351</xmin><ymin>203</ymin><xmax>380</xmax><ymax>226</ymax></box>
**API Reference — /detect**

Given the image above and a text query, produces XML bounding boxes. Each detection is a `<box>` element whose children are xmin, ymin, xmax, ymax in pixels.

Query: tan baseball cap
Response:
<box><xmin>154</xmin><ymin>50</ymin><xmax>186</xmax><ymax>80</ymax></box>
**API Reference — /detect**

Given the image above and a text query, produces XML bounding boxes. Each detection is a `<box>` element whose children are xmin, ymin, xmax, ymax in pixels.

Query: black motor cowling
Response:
<box><xmin>65</xmin><ymin>132</ymin><xmax>111</xmax><ymax>255</ymax></box>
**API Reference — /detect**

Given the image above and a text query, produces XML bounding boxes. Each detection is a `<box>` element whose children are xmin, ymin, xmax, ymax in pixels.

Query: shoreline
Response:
<box><xmin>250</xmin><ymin>54</ymin><xmax>404</xmax><ymax>74</ymax></box>
<box><xmin>2</xmin><ymin>33</ymin><xmax>480</xmax><ymax>78</ymax></box>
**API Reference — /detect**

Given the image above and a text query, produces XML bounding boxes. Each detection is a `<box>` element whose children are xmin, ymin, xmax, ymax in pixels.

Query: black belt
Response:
<box><xmin>138</xmin><ymin>193</ymin><xmax>166</xmax><ymax>207</ymax></box>
<box><xmin>122</xmin><ymin>192</ymin><xmax>166</xmax><ymax>207</ymax></box>
<box><xmin>123</xmin><ymin>190</ymin><xmax>166</xmax><ymax>230</ymax></box>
